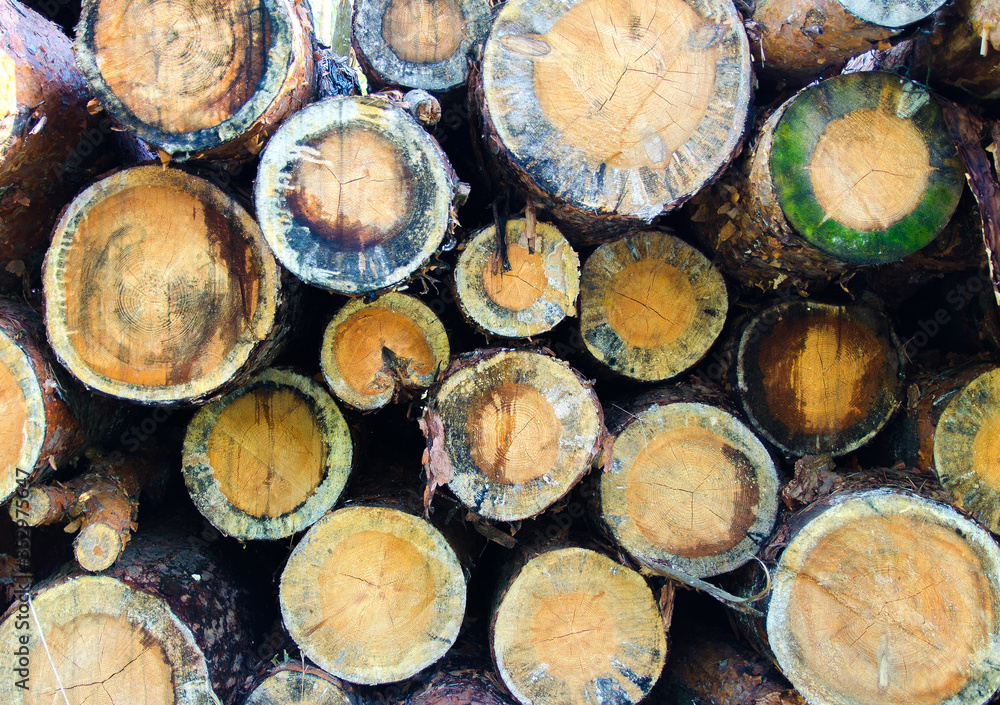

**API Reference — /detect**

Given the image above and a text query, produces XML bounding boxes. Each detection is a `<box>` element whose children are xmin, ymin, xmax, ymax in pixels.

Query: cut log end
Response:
<box><xmin>75</xmin><ymin>522</ymin><xmax>124</xmax><ymax>572</ymax></box>
<box><xmin>43</xmin><ymin>165</ymin><xmax>282</xmax><ymax>404</ymax></box>
<box><xmin>492</xmin><ymin>547</ymin><xmax>666</xmax><ymax>705</ymax></box>
<box><xmin>768</xmin><ymin>490</ymin><xmax>1000</xmax><ymax>705</ymax></box>
<box><xmin>737</xmin><ymin>301</ymin><xmax>903</xmax><ymax>457</ymax></box>
<box><xmin>280</xmin><ymin>505</ymin><xmax>466</xmax><ymax>684</ymax></box>
<box><xmin>0</xmin><ymin>327</ymin><xmax>44</xmax><ymax>503</ymax></box>
<box><xmin>321</xmin><ymin>292</ymin><xmax>449</xmax><ymax>411</ymax></box>
<box><xmin>256</xmin><ymin>96</ymin><xmax>456</xmax><ymax>294</ymax></box>
<box><xmin>354</xmin><ymin>0</ymin><xmax>490</xmax><ymax>91</ymax></box>
<box><xmin>245</xmin><ymin>666</ymin><xmax>356</xmax><ymax>705</ymax></box>
<box><xmin>76</xmin><ymin>0</ymin><xmax>314</xmax><ymax>156</ymax></box>
<box><xmin>580</xmin><ymin>231</ymin><xmax>727</xmax><ymax>382</ymax></box>
<box><xmin>0</xmin><ymin>574</ymin><xmax>214</xmax><ymax>704</ymax></box>
<box><xmin>480</xmin><ymin>0</ymin><xmax>751</xmax><ymax>219</ymax></box>
<box><xmin>433</xmin><ymin>350</ymin><xmax>603</xmax><ymax>522</ymax></box>
<box><xmin>183</xmin><ymin>368</ymin><xmax>353</xmax><ymax>540</ymax></box>
<box><xmin>771</xmin><ymin>72</ymin><xmax>964</xmax><ymax>265</ymax></box>
<box><xmin>455</xmin><ymin>219</ymin><xmax>580</xmax><ymax>338</ymax></box>
<box><xmin>934</xmin><ymin>366</ymin><xmax>1000</xmax><ymax>532</ymax></box>
<box><xmin>602</xmin><ymin>402</ymin><xmax>779</xmax><ymax>579</ymax></box>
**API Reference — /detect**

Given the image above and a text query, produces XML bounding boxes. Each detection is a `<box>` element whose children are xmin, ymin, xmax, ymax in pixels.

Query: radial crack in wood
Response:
<box><xmin>766</xmin><ymin>489</ymin><xmax>1000</xmax><ymax>705</ymax></box>
<box><xmin>580</xmin><ymin>230</ymin><xmax>727</xmax><ymax>382</ymax></box>
<box><xmin>280</xmin><ymin>505</ymin><xmax>466</xmax><ymax>685</ymax></box>
<box><xmin>736</xmin><ymin>300</ymin><xmax>904</xmax><ymax>457</ymax></box>
<box><xmin>770</xmin><ymin>72</ymin><xmax>964</xmax><ymax>265</ymax></box>
<box><xmin>492</xmin><ymin>547</ymin><xmax>667</xmax><ymax>705</ymax></box>
<box><xmin>477</xmin><ymin>0</ymin><xmax>752</xmax><ymax>235</ymax></box>
<box><xmin>601</xmin><ymin>401</ymin><xmax>779</xmax><ymax>579</ymax></box>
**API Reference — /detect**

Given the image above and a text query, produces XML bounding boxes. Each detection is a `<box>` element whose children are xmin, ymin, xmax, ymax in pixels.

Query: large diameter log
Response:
<box><xmin>454</xmin><ymin>219</ymin><xmax>580</xmax><ymax>339</ymax></box>
<box><xmin>321</xmin><ymin>292</ymin><xmax>450</xmax><ymax>411</ymax></box>
<box><xmin>750</xmin><ymin>0</ymin><xmax>945</xmax><ymax>84</ymax></box>
<box><xmin>0</xmin><ymin>299</ymin><xmax>109</xmax><ymax>506</ymax></box>
<box><xmin>736</xmin><ymin>300</ymin><xmax>904</xmax><ymax>457</ymax></box>
<box><xmin>580</xmin><ymin>230</ymin><xmax>727</xmax><ymax>382</ymax></box>
<box><xmin>353</xmin><ymin>0</ymin><xmax>491</xmax><ymax>92</ymax></box>
<box><xmin>761</xmin><ymin>489</ymin><xmax>1000</xmax><ymax>705</ymax></box>
<box><xmin>244</xmin><ymin>663</ymin><xmax>361</xmax><ymax>705</ymax></box>
<box><xmin>425</xmin><ymin>349</ymin><xmax>603</xmax><ymax>522</ymax></box>
<box><xmin>75</xmin><ymin>0</ymin><xmax>315</xmax><ymax>161</ymax></box>
<box><xmin>476</xmin><ymin>0</ymin><xmax>752</xmax><ymax>244</ymax></box>
<box><xmin>491</xmin><ymin>546</ymin><xmax>667</xmax><ymax>705</ymax></box>
<box><xmin>689</xmin><ymin>92</ymin><xmax>978</xmax><ymax>294</ymax></box>
<box><xmin>43</xmin><ymin>165</ymin><xmax>292</xmax><ymax>405</ymax></box>
<box><xmin>183</xmin><ymin>368</ymin><xmax>353</xmax><ymax>540</ymax></box>
<box><xmin>933</xmin><ymin>366</ymin><xmax>1000</xmax><ymax>533</ymax></box>
<box><xmin>280</xmin><ymin>504</ymin><xmax>466</xmax><ymax>684</ymax></box>
<box><xmin>0</xmin><ymin>528</ymin><xmax>251</xmax><ymax>704</ymax></box>
<box><xmin>600</xmin><ymin>396</ymin><xmax>779</xmax><ymax>579</ymax></box>
<box><xmin>0</xmin><ymin>0</ymin><xmax>90</xmax><ymax>290</ymax></box>
<box><xmin>256</xmin><ymin>95</ymin><xmax>464</xmax><ymax>294</ymax></box>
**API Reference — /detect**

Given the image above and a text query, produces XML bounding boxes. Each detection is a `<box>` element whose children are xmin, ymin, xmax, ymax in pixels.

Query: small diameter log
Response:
<box><xmin>0</xmin><ymin>299</ymin><xmax>104</xmax><ymax>506</ymax></box>
<box><xmin>736</xmin><ymin>300</ymin><xmax>904</xmax><ymax>457</ymax></box>
<box><xmin>763</xmin><ymin>489</ymin><xmax>1000</xmax><ymax>705</ymax></box>
<box><xmin>749</xmin><ymin>0</ymin><xmax>944</xmax><ymax>84</ymax></box>
<box><xmin>256</xmin><ymin>95</ymin><xmax>464</xmax><ymax>294</ymax></box>
<box><xmin>11</xmin><ymin>453</ymin><xmax>165</xmax><ymax>571</ymax></box>
<box><xmin>244</xmin><ymin>663</ymin><xmax>361</xmax><ymax>705</ymax></box>
<box><xmin>767</xmin><ymin>72</ymin><xmax>964</xmax><ymax>265</ymax></box>
<box><xmin>580</xmin><ymin>230</ymin><xmax>727</xmax><ymax>382</ymax></box>
<box><xmin>0</xmin><ymin>528</ymin><xmax>251</xmax><ymax>704</ymax></box>
<box><xmin>183</xmin><ymin>368</ymin><xmax>353</xmax><ymax>540</ymax></box>
<box><xmin>0</xmin><ymin>0</ymin><xmax>89</xmax><ymax>290</ymax></box>
<box><xmin>454</xmin><ymin>219</ymin><xmax>579</xmax><ymax>339</ymax></box>
<box><xmin>600</xmin><ymin>398</ymin><xmax>779</xmax><ymax>579</ymax></box>
<box><xmin>280</xmin><ymin>504</ymin><xmax>466</xmax><ymax>684</ymax></box>
<box><xmin>44</xmin><ymin>165</ymin><xmax>291</xmax><ymax>405</ymax></box>
<box><xmin>933</xmin><ymin>366</ymin><xmax>1000</xmax><ymax>533</ymax></box>
<box><xmin>491</xmin><ymin>546</ymin><xmax>667</xmax><ymax>705</ymax></box>
<box><xmin>477</xmin><ymin>0</ymin><xmax>752</xmax><ymax>243</ymax></box>
<box><xmin>663</xmin><ymin>626</ymin><xmax>805</xmax><ymax>705</ymax></box>
<box><xmin>923</xmin><ymin>0</ymin><xmax>1000</xmax><ymax>101</ymax></box>
<box><xmin>427</xmin><ymin>349</ymin><xmax>603</xmax><ymax>522</ymax></box>
<box><xmin>353</xmin><ymin>0</ymin><xmax>491</xmax><ymax>92</ymax></box>
<box><xmin>320</xmin><ymin>292</ymin><xmax>449</xmax><ymax>411</ymax></box>
<box><xmin>75</xmin><ymin>0</ymin><xmax>315</xmax><ymax>160</ymax></box>
<box><xmin>407</xmin><ymin>668</ymin><xmax>517</xmax><ymax>705</ymax></box>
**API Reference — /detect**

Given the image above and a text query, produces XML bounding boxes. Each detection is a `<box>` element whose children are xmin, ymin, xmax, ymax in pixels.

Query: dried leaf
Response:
<box><xmin>781</xmin><ymin>454</ymin><xmax>844</xmax><ymax>509</ymax></box>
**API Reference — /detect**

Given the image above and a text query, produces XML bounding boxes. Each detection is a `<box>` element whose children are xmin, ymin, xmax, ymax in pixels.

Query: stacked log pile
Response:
<box><xmin>3</xmin><ymin>0</ymin><xmax>1000</xmax><ymax>704</ymax></box>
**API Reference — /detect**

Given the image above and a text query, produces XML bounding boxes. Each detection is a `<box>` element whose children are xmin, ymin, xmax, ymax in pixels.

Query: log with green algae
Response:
<box><xmin>770</xmin><ymin>71</ymin><xmax>964</xmax><ymax>265</ymax></box>
<box><xmin>934</xmin><ymin>366</ymin><xmax>1000</xmax><ymax>532</ymax></box>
